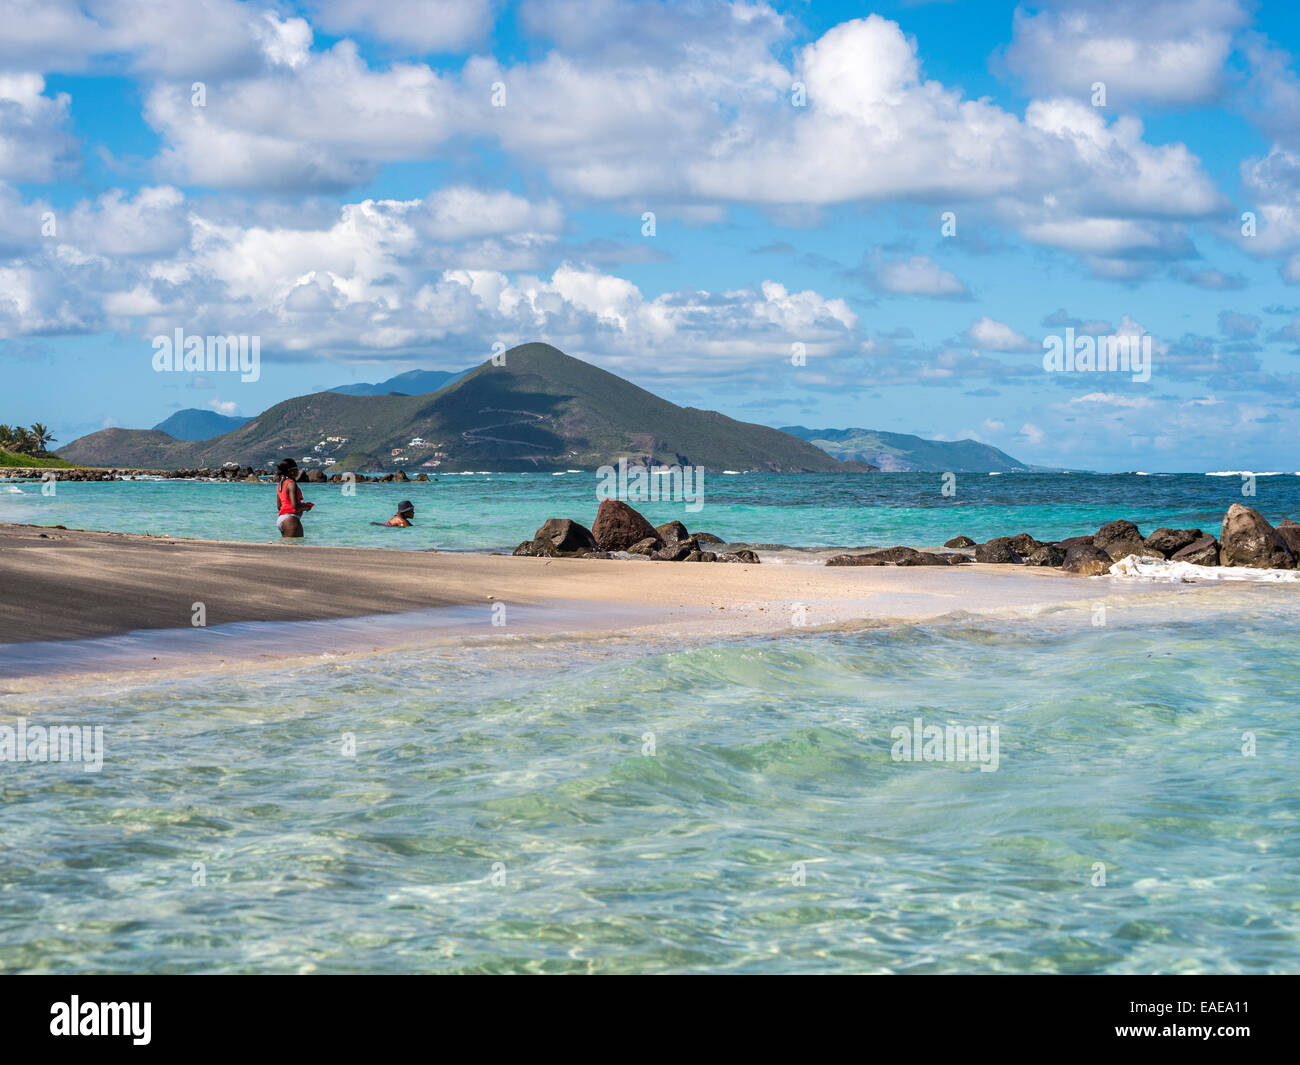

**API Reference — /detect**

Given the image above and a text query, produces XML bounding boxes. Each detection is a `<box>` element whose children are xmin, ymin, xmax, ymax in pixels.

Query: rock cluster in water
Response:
<box><xmin>513</xmin><ymin>499</ymin><xmax>759</xmax><ymax>563</ymax></box>
<box><xmin>828</xmin><ymin>504</ymin><xmax>1300</xmax><ymax>575</ymax></box>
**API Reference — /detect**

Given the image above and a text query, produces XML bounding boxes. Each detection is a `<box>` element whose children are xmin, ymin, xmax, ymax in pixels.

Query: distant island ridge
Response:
<box><xmin>61</xmin><ymin>343</ymin><xmax>1030</xmax><ymax>473</ymax></box>
<box><xmin>780</xmin><ymin>426</ymin><xmax>1033</xmax><ymax>473</ymax></box>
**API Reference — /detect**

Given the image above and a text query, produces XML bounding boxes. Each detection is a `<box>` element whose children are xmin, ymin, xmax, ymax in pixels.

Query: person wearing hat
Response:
<box><xmin>383</xmin><ymin>500</ymin><xmax>415</xmax><ymax>527</ymax></box>
<box><xmin>274</xmin><ymin>458</ymin><xmax>314</xmax><ymax>538</ymax></box>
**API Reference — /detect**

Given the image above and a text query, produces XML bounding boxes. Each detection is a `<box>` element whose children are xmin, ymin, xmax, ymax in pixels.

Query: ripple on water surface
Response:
<box><xmin>1</xmin><ymin>603</ymin><xmax>1297</xmax><ymax>973</ymax></box>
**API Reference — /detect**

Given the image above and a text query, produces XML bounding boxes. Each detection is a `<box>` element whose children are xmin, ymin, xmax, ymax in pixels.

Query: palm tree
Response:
<box><xmin>29</xmin><ymin>423</ymin><xmax>54</xmax><ymax>453</ymax></box>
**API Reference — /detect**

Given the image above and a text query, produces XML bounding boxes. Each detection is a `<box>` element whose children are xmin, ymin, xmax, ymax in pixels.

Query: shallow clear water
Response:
<box><xmin>3</xmin><ymin>471</ymin><xmax>1298</xmax><ymax>552</ymax></box>
<box><xmin>3</xmin><ymin>600</ymin><xmax>1297</xmax><ymax>974</ymax></box>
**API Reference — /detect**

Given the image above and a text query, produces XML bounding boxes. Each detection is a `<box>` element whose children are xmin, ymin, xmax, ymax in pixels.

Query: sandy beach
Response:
<box><xmin>0</xmin><ymin>520</ymin><xmax>1210</xmax><ymax>684</ymax></box>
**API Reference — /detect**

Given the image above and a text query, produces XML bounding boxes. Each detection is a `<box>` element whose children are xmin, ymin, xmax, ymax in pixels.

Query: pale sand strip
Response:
<box><xmin>2</xmin><ymin>521</ymin><xmax>1198</xmax><ymax>649</ymax></box>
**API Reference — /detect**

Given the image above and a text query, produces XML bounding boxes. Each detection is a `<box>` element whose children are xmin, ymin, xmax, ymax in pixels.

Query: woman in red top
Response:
<box><xmin>275</xmin><ymin>458</ymin><xmax>313</xmax><ymax>538</ymax></box>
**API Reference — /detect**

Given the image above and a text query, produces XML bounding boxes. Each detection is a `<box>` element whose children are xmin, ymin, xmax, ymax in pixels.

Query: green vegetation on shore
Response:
<box><xmin>0</xmin><ymin>449</ymin><xmax>74</xmax><ymax>468</ymax></box>
<box><xmin>0</xmin><ymin>423</ymin><xmax>71</xmax><ymax>467</ymax></box>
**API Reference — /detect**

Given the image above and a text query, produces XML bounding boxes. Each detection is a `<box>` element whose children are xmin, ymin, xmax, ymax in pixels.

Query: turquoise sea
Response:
<box><xmin>2</xmin><ymin>473</ymin><xmax>1299</xmax><ymax>973</ymax></box>
<box><xmin>3</xmin><ymin>470</ymin><xmax>1299</xmax><ymax>552</ymax></box>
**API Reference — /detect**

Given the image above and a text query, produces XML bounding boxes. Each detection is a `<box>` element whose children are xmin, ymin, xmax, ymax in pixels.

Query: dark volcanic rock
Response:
<box><xmin>534</xmin><ymin>517</ymin><xmax>599</xmax><ymax>554</ymax></box>
<box><xmin>826</xmin><ymin>552</ymin><xmax>889</xmax><ymax>566</ymax></box>
<box><xmin>1062</xmin><ymin>543</ymin><xmax>1114</xmax><ymax>576</ymax></box>
<box><xmin>1024</xmin><ymin>544</ymin><xmax>1065</xmax><ymax>567</ymax></box>
<box><xmin>716</xmin><ymin>549</ymin><xmax>760</xmax><ymax>564</ymax></box>
<box><xmin>693</xmin><ymin>531</ymin><xmax>724</xmax><ymax>545</ymax></box>
<box><xmin>654</xmin><ymin>541</ymin><xmax>695</xmax><ymax>562</ymax></box>
<box><xmin>1008</xmin><ymin>532</ymin><xmax>1043</xmax><ymax>556</ymax></box>
<box><xmin>1220</xmin><ymin>504</ymin><xmax>1296</xmax><ymax>569</ymax></box>
<box><xmin>975</xmin><ymin>537</ymin><xmax>1021</xmax><ymax>564</ymax></box>
<box><xmin>899</xmin><ymin>552</ymin><xmax>953</xmax><ymax>566</ymax></box>
<box><xmin>1056</xmin><ymin>535</ymin><xmax>1095</xmax><ymax>551</ymax></box>
<box><xmin>698</xmin><ymin>551</ymin><xmax>717</xmax><ymax>562</ymax></box>
<box><xmin>826</xmin><ymin>546</ymin><xmax>948</xmax><ymax>567</ymax></box>
<box><xmin>1171</xmin><ymin>535</ymin><xmax>1219</xmax><ymax>566</ymax></box>
<box><xmin>592</xmin><ymin>499</ymin><xmax>659</xmax><ymax>552</ymax></box>
<box><xmin>1095</xmin><ymin>519</ymin><xmax>1153</xmax><ymax>561</ymax></box>
<box><xmin>944</xmin><ymin>535</ymin><xmax>976</xmax><ymax>548</ymax></box>
<box><xmin>862</xmin><ymin>546</ymin><xmax>922</xmax><ymax>564</ymax></box>
<box><xmin>627</xmin><ymin>536</ymin><xmax>662</xmax><ymax>556</ymax></box>
<box><xmin>1144</xmin><ymin>527</ymin><xmax>1202</xmax><ymax>557</ymax></box>
<box><xmin>655</xmin><ymin>521</ymin><xmax>689</xmax><ymax>543</ymax></box>
<box><xmin>513</xmin><ymin>540</ymin><xmax>560</xmax><ymax>558</ymax></box>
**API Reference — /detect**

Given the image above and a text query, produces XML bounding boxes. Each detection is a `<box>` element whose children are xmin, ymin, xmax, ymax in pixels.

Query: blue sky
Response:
<box><xmin>3</xmin><ymin>0</ymin><xmax>1300</xmax><ymax>470</ymax></box>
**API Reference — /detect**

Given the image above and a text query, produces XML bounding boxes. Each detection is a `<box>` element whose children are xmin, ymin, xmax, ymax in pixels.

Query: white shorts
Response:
<box><xmin>277</xmin><ymin>513</ymin><xmax>299</xmax><ymax>530</ymax></box>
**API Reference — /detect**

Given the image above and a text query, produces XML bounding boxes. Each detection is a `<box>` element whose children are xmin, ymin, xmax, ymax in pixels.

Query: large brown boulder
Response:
<box><xmin>693</xmin><ymin>531</ymin><xmax>724</xmax><ymax>545</ymax></box>
<box><xmin>944</xmin><ymin>535</ymin><xmax>976</xmax><ymax>548</ymax></box>
<box><xmin>1220</xmin><ymin>504</ymin><xmax>1296</xmax><ymax>569</ymax></box>
<box><xmin>1275</xmin><ymin>519</ymin><xmax>1300</xmax><ymax>558</ymax></box>
<box><xmin>655</xmin><ymin>521</ymin><xmax>690</xmax><ymax>543</ymax></box>
<box><xmin>592</xmin><ymin>499</ymin><xmax>659</xmax><ymax>551</ymax></box>
<box><xmin>1062</xmin><ymin>543</ymin><xmax>1114</xmax><ymax>576</ymax></box>
<box><xmin>534</xmin><ymin>517</ymin><xmax>599</xmax><ymax>554</ymax></box>
<box><xmin>975</xmin><ymin>537</ymin><xmax>1021</xmax><ymax>564</ymax></box>
<box><xmin>1056</xmin><ymin>535</ymin><xmax>1095</xmax><ymax>551</ymax></box>
<box><xmin>1144</xmin><ymin>527</ymin><xmax>1202</xmax><ymax>557</ymax></box>
<box><xmin>1171</xmin><ymin>535</ymin><xmax>1219</xmax><ymax>566</ymax></box>
<box><xmin>1095</xmin><ymin>520</ymin><xmax>1151</xmax><ymax>561</ymax></box>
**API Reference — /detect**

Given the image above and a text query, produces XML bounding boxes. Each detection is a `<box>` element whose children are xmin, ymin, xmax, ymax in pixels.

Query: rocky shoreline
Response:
<box><xmin>0</xmin><ymin>465</ymin><xmax>428</xmax><ymax>483</ymax></box>
<box><xmin>828</xmin><ymin>504</ymin><xmax>1300</xmax><ymax>575</ymax></box>
<box><xmin>513</xmin><ymin>500</ymin><xmax>761</xmax><ymax>563</ymax></box>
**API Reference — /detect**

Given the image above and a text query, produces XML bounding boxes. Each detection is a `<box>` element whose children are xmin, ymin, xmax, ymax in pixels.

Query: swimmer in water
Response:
<box><xmin>382</xmin><ymin>500</ymin><xmax>415</xmax><ymax>527</ymax></box>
